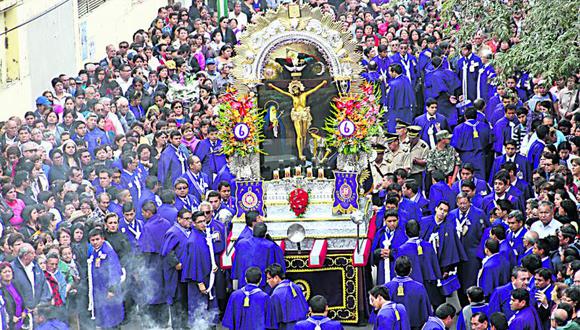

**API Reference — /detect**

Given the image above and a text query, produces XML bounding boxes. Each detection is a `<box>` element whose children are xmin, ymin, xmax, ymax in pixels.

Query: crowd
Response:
<box><xmin>0</xmin><ymin>0</ymin><xmax>578</xmax><ymax>329</ymax></box>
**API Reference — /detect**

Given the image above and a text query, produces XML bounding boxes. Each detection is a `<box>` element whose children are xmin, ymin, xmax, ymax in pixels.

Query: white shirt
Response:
<box><xmin>19</xmin><ymin>259</ymin><xmax>35</xmax><ymax>296</ymax></box>
<box><xmin>530</xmin><ymin>219</ymin><xmax>562</xmax><ymax>238</ymax></box>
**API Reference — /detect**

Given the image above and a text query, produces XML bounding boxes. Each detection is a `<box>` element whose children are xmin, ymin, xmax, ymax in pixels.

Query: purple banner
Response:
<box><xmin>235</xmin><ymin>180</ymin><xmax>265</xmax><ymax>217</ymax></box>
<box><xmin>332</xmin><ymin>171</ymin><xmax>359</xmax><ymax>214</ymax></box>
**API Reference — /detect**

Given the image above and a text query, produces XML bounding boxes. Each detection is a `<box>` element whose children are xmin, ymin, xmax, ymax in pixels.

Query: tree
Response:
<box><xmin>442</xmin><ymin>0</ymin><xmax>580</xmax><ymax>80</ymax></box>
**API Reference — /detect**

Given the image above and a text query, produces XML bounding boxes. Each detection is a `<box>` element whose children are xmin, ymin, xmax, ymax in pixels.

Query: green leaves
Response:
<box><xmin>441</xmin><ymin>0</ymin><xmax>580</xmax><ymax>80</ymax></box>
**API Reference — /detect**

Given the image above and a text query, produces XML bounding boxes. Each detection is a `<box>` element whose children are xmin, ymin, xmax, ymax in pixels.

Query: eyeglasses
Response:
<box><xmin>203</xmin><ymin>211</ymin><xmax>212</xmax><ymax>215</ymax></box>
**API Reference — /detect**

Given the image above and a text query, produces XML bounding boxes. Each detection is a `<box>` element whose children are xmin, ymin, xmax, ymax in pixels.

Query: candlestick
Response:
<box><xmin>272</xmin><ymin>170</ymin><xmax>280</xmax><ymax>180</ymax></box>
<box><xmin>317</xmin><ymin>168</ymin><xmax>325</xmax><ymax>179</ymax></box>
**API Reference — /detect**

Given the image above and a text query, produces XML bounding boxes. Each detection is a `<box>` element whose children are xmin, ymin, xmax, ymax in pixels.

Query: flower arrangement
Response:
<box><xmin>216</xmin><ymin>88</ymin><xmax>266</xmax><ymax>157</ymax></box>
<box><xmin>323</xmin><ymin>82</ymin><xmax>384</xmax><ymax>155</ymax></box>
<box><xmin>289</xmin><ymin>188</ymin><xmax>310</xmax><ymax>217</ymax></box>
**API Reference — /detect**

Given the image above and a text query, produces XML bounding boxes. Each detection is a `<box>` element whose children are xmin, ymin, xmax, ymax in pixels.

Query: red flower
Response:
<box><xmin>289</xmin><ymin>188</ymin><xmax>309</xmax><ymax>217</ymax></box>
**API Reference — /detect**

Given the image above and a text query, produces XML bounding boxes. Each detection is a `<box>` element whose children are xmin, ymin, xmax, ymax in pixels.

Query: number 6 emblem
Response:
<box><xmin>338</xmin><ymin>120</ymin><xmax>355</xmax><ymax>137</ymax></box>
<box><xmin>234</xmin><ymin>123</ymin><xmax>250</xmax><ymax>140</ymax></box>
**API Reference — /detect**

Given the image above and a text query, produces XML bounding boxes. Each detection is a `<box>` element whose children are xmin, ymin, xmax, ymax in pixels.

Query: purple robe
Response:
<box><xmin>158</xmin><ymin>203</ymin><xmax>179</xmax><ymax>224</ymax></box>
<box><xmin>489</xmin><ymin>154</ymin><xmax>532</xmax><ymax>185</ymax></box>
<box><xmin>139</xmin><ymin>214</ymin><xmax>172</xmax><ymax>305</ymax></box>
<box><xmin>456</xmin><ymin>54</ymin><xmax>483</xmax><ymax>102</ymax></box>
<box><xmin>161</xmin><ymin>224</ymin><xmax>190</xmax><ymax>303</ymax></box>
<box><xmin>373</xmin><ymin>301</ymin><xmax>410</xmax><ymax>330</ymax></box>
<box><xmin>195</xmin><ymin>139</ymin><xmax>227</xmax><ymax>179</ymax></box>
<box><xmin>119</xmin><ymin>217</ymin><xmax>144</xmax><ymax>251</ymax></box>
<box><xmin>270</xmin><ymin>279</ymin><xmax>309</xmax><ymax>329</ymax></box>
<box><xmin>492</xmin><ymin>116</ymin><xmax>518</xmax><ymax>154</ymax></box>
<box><xmin>448</xmin><ymin>206</ymin><xmax>487</xmax><ymax>291</ymax></box>
<box><xmin>371</xmin><ymin>226</ymin><xmax>408</xmax><ymax>285</ymax></box>
<box><xmin>158</xmin><ymin>144</ymin><xmax>189</xmax><ymax>189</ymax></box>
<box><xmin>477</xmin><ymin>63</ymin><xmax>496</xmax><ymax>102</ymax></box>
<box><xmin>456</xmin><ymin>303</ymin><xmax>489</xmax><ymax>330</ymax></box>
<box><xmin>222</xmin><ymin>284</ymin><xmax>277</xmax><ymax>330</ymax></box>
<box><xmin>385</xmin><ymin>75</ymin><xmax>416</xmax><ymax>132</ymax></box>
<box><xmin>508</xmin><ymin>306</ymin><xmax>542</xmax><ymax>330</ymax></box>
<box><xmin>390</xmin><ymin>53</ymin><xmax>418</xmax><ymax>85</ymax></box>
<box><xmin>527</xmin><ymin>139</ymin><xmax>545</xmax><ymax>169</ymax></box>
<box><xmin>477</xmin><ymin>253</ymin><xmax>511</xmax><ymax>297</ymax></box>
<box><xmin>428</xmin><ymin>181</ymin><xmax>456</xmax><ymax>212</ymax></box>
<box><xmin>451</xmin><ymin>178</ymin><xmax>490</xmax><ymax>198</ymax></box>
<box><xmin>450</xmin><ymin>119</ymin><xmax>491</xmax><ymax>179</ymax></box>
<box><xmin>295</xmin><ymin>316</ymin><xmax>343</xmax><ymax>330</ymax></box>
<box><xmin>182</xmin><ymin>228</ymin><xmax>219</xmax><ymax>325</ymax></box>
<box><xmin>232</xmin><ymin>237</ymin><xmax>285</xmax><ymax>288</ymax></box>
<box><xmin>371</xmin><ymin>54</ymin><xmax>391</xmax><ymax>105</ymax></box>
<box><xmin>212</xmin><ymin>164</ymin><xmax>236</xmax><ymax>191</ymax></box>
<box><xmin>180</xmin><ymin>170</ymin><xmax>211</xmax><ymax>202</ymax></box>
<box><xmin>384</xmin><ymin>276</ymin><xmax>431</xmax><ymax>329</ymax></box>
<box><xmin>396</xmin><ymin>237</ymin><xmax>441</xmax><ymax>283</ymax></box>
<box><xmin>120</xmin><ymin>169</ymin><xmax>142</xmax><ymax>202</ymax></box>
<box><xmin>174</xmin><ymin>194</ymin><xmax>200</xmax><ymax>212</ymax></box>
<box><xmin>89</xmin><ymin>241</ymin><xmax>124</xmax><ymax>328</ymax></box>
<box><xmin>424</xmin><ymin>68</ymin><xmax>461</xmax><ymax>126</ymax></box>
<box><xmin>413</xmin><ymin>113</ymin><xmax>449</xmax><ymax>148</ymax></box>
<box><xmin>418</xmin><ymin>216</ymin><xmax>468</xmax><ymax>269</ymax></box>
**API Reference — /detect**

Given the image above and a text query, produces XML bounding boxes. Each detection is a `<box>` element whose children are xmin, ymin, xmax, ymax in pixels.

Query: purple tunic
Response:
<box><xmin>89</xmin><ymin>241</ymin><xmax>124</xmax><ymax>328</ymax></box>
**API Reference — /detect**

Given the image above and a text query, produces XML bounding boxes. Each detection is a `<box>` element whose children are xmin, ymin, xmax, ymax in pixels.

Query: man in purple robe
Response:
<box><xmin>372</xmin><ymin>45</ymin><xmax>391</xmax><ymax>105</ymax></box>
<box><xmin>489</xmin><ymin>267</ymin><xmax>533</xmax><ymax>320</ymax></box>
<box><xmin>161</xmin><ymin>208</ymin><xmax>193</xmax><ymax>330</ymax></box>
<box><xmin>265</xmin><ymin>263</ymin><xmax>308</xmax><ymax>330</ymax></box>
<box><xmin>195</xmin><ymin>126</ymin><xmax>227</xmax><ymax>181</ymax></box>
<box><xmin>451</xmin><ymin>108</ymin><xmax>491</xmax><ymax>180</ymax></box>
<box><xmin>119</xmin><ymin>203</ymin><xmax>143</xmax><ymax>251</ymax></box>
<box><xmin>423</xmin><ymin>56</ymin><xmax>461</xmax><ymax>126</ymax></box>
<box><xmin>527</xmin><ymin>124</ymin><xmax>551</xmax><ymax>168</ymax></box>
<box><xmin>385</xmin><ymin>63</ymin><xmax>416</xmax><ymax>133</ymax></box>
<box><xmin>451</xmin><ymin>163</ymin><xmax>490</xmax><ymax>197</ymax></box>
<box><xmin>413</xmin><ymin>98</ymin><xmax>449</xmax><ymax>149</ymax></box>
<box><xmin>295</xmin><ymin>295</ymin><xmax>343</xmax><ymax>330</ymax></box>
<box><xmin>173</xmin><ymin>178</ymin><xmax>200</xmax><ymax>212</ymax></box>
<box><xmin>456</xmin><ymin>288</ymin><xmax>489</xmax><ymax>330</ymax></box>
<box><xmin>507</xmin><ymin>289</ymin><xmax>542</xmax><ymax>329</ymax></box>
<box><xmin>223</xmin><ymin>267</ymin><xmax>277</xmax><ymax>329</ymax></box>
<box><xmin>157</xmin><ymin>189</ymin><xmax>178</xmax><ymax>224</ymax></box>
<box><xmin>87</xmin><ymin>228</ymin><xmax>124</xmax><ymax>329</ymax></box>
<box><xmin>481</xmin><ymin>171</ymin><xmax>523</xmax><ymax>216</ymax></box>
<box><xmin>232</xmin><ymin>223</ymin><xmax>285</xmax><ymax>289</ymax></box>
<box><xmin>395</xmin><ymin>220</ymin><xmax>441</xmax><ymax>297</ymax></box>
<box><xmin>182</xmin><ymin>210</ymin><xmax>220</xmax><ymax>327</ymax></box>
<box><xmin>384</xmin><ymin>256</ymin><xmax>432</xmax><ymax>330</ymax></box>
<box><xmin>421</xmin><ymin>304</ymin><xmax>456</xmax><ymax>330</ymax></box>
<box><xmin>478</xmin><ymin>239</ymin><xmax>511</xmax><ymax>298</ymax></box>
<box><xmin>371</xmin><ymin>209</ymin><xmax>408</xmax><ymax>285</ymax></box>
<box><xmin>489</xmin><ymin>139</ymin><xmax>532</xmax><ymax>184</ymax></box>
<box><xmin>139</xmin><ymin>201</ymin><xmax>172</xmax><ymax>328</ymax></box>
<box><xmin>449</xmin><ymin>193</ymin><xmax>487</xmax><ymax>305</ymax></box>
<box><xmin>235</xmin><ymin>210</ymin><xmax>263</xmax><ymax>245</ymax></box>
<box><xmin>158</xmin><ymin>130</ymin><xmax>190</xmax><ymax>189</ymax></box>
<box><xmin>135</xmin><ymin>176</ymin><xmax>162</xmax><ymax>220</ymax></box>
<box><xmin>456</xmin><ymin>43</ymin><xmax>483</xmax><ymax>102</ymax></box>
<box><xmin>492</xmin><ymin>105</ymin><xmax>518</xmax><ymax>156</ymax></box>
<box><xmin>419</xmin><ymin>201</ymin><xmax>468</xmax><ymax>306</ymax></box>
<box><xmin>200</xmin><ymin>201</ymin><xmax>228</xmax><ymax>315</ymax></box>
<box><xmin>390</xmin><ymin>41</ymin><xmax>418</xmax><ymax>86</ymax></box>
<box><xmin>180</xmin><ymin>155</ymin><xmax>210</xmax><ymax>202</ymax></box>
<box><xmin>369</xmin><ymin>285</ymin><xmax>410</xmax><ymax>330</ymax></box>
<box><xmin>428</xmin><ymin>170</ymin><xmax>456</xmax><ymax>212</ymax></box>
<box><xmin>119</xmin><ymin>155</ymin><xmax>142</xmax><ymax>202</ymax></box>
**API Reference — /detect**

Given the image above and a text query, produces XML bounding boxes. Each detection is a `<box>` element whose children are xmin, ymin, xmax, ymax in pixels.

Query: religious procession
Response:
<box><xmin>0</xmin><ymin>0</ymin><xmax>577</xmax><ymax>329</ymax></box>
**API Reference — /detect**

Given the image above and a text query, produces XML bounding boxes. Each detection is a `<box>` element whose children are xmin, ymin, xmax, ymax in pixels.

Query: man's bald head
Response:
<box><xmin>551</xmin><ymin>308</ymin><xmax>569</xmax><ymax>327</ymax></box>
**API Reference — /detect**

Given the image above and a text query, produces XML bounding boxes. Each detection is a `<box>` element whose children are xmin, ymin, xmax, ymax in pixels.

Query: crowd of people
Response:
<box><xmin>0</xmin><ymin>0</ymin><xmax>578</xmax><ymax>329</ymax></box>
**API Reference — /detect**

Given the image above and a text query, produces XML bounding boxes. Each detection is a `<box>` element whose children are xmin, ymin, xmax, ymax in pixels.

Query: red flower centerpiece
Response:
<box><xmin>289</xmin><ymin>188</ymin><xmax>309</xmax><ymax>217</ymax></box>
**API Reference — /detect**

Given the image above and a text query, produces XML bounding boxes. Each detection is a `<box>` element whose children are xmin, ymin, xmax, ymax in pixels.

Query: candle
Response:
<box><xmin>317</xmin><ymin>168</ymin><xmax>325</xmax><ymax>179</ymax></box>
<box><xmin>306</xmin><ymin>167</ymin><xmax>313</xmax><ymax>178</ymax></box>
<box><xmin>294</xmin><ymin>166</ymin><xmax>302</xmax><ymax>177</ymax></box>
<box><xmin>273</xmin><ymin>170</ymin><xmax>280</xmax><ymax>180</ymax></box>
<box><xmin>284</xmin><ymin>168</ymin><xmax>291</xmax><ymax>178</ymax></box>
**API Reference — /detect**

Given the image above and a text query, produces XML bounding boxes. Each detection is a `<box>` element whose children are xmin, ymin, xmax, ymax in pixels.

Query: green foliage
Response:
<box><xmin>441</xmin><ymin>0</ymin><xmax>580</xmax><ymax>80</ymax></box>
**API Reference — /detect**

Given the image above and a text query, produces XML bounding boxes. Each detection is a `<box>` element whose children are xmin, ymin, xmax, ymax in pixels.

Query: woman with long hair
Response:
<box><xmin>0</xmin><ymin>262</ymin><xmax>26</xmax><ymax>329</ymax></box>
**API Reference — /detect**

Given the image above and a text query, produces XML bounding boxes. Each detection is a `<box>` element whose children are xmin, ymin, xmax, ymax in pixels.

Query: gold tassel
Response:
<box><xmin>243</xmin><ymin>296</ymin><xmax>250</xmax><ymax>307</ymax></box>
<box><xmin>394</xmin><ymin>309</ymin><xmax>400</xmax><ymax>321</ymax></box>
<box><xmin>291</xmin><ymin>285</ymin><xmax>297</xmax><ymax>298</ymax></box>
